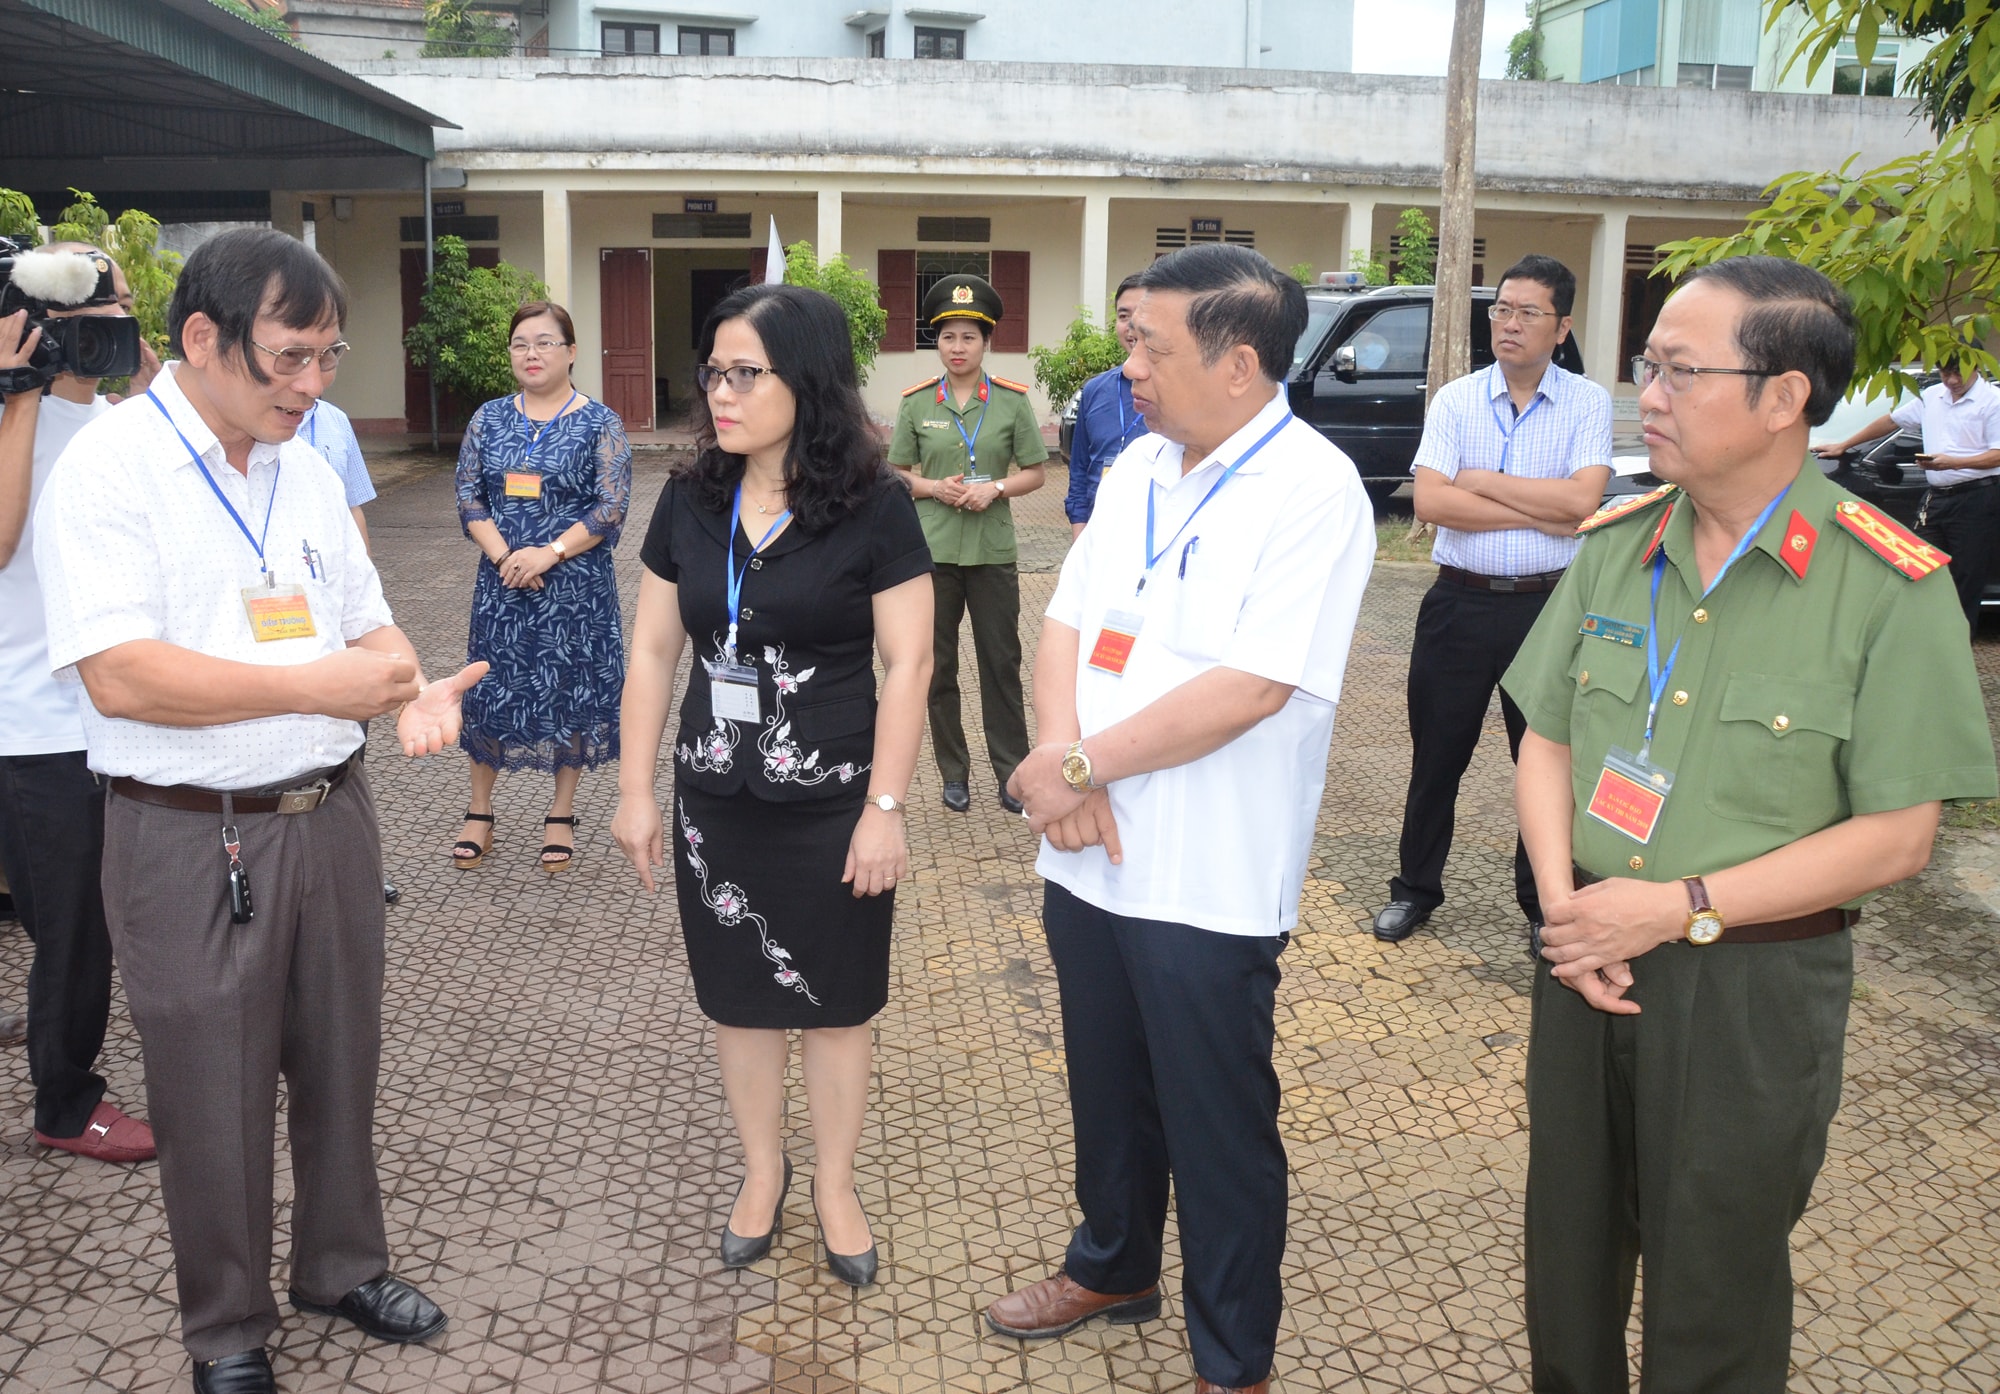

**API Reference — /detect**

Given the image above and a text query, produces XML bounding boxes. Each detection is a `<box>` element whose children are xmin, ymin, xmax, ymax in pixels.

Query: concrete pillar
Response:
<box><xmin>1341</xmin><ymin>198</ymin><xmax>1378</xmax><ymax>272</ymax></box>
<box><xmin>542</xmin><ymin>187</ymin><xmax>572</xmax><ymax>310</ymax></box>
<box><xmin>1080</xmin><ymin>192</ymin><xmax>1111</xmax><ymax>323</ymax></box>
<box><xmin>1656</xmin><ymin>0</ymin><xmax>1684</xmax><ymax>87</ymax></box>
<box><xmin>816</xmin><ymin>187</ymin><xmax>842</xmax><ymax>260</ymax></box>
<box><xmin>1585</xmin><ymin>209</ymin><xmax>1629</xmax><ymax>387</ymax></box>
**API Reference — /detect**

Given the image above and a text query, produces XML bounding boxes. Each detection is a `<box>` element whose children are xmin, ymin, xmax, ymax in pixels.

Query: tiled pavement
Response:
<box><xmin>4</xmin><ymin>451</ymin><xmax>1998</xmax><ymax>1393</ymax></box>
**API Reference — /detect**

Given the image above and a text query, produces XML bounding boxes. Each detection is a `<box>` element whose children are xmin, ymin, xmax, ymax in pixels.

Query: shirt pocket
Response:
<box><xmin>1705</xmin><ymin>674</ymin><xmax>1854</xmax><ymax>829</ymax></box>
<box><xmin>791</xmin><ymin>694</ymin><xmax>874</xmax><ymax>744</ymax></box>
<box><xmin>1568</xmin><ymin>640</ymin><xmax>1647</xmax><ymax>763</ymax></box>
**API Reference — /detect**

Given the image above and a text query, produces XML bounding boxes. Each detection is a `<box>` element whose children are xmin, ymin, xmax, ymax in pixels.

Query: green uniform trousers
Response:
<box><xmin>929</xmin><ymin>561</ymin><xmax>1029</xmax><ymax>785</ymax></box>
<box><xmin>1525</xmin><ymin>932</ymin><xmax>1852</xmax><ymax>1393</ymax></box>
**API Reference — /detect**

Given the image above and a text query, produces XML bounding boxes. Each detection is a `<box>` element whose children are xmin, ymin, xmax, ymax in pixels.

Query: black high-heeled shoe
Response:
<box><xmin>719</xmin><ymin>1156</ymin><xmax>791</xmax><ymax>1269</ymax></box>
<box><xmin>813</xmin><ymin>1184</ymin><xmax>879</xmax><ymax>1288</ymax></box>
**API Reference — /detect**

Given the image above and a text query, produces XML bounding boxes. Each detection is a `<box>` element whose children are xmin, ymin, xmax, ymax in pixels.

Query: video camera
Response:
<box><xmin>0</xmin><ymin>236</ymin><xmax>144</xmax><ymax>393</ymax></box>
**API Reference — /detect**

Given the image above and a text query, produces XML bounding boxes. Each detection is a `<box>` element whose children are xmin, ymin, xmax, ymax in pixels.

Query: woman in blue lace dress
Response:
<box><xmin>454</xmin><ymin>301</ymin><xmax>632</xmax><ymax>871</ymax></box>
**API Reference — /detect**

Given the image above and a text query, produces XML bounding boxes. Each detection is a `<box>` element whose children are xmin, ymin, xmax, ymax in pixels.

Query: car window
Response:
<box><xmin>1344</xmin><ymin>305</ymin><xmax>1428</xmax><ymax>374</ymax></box>
<box><xmin>1294</xmin><ymin>298</ymin><xmax>1341</xmax><ymax>375</ymax></box>
<box><xmin>1471</xmin><ymin>300</ymin><xmax>1495</xmax><ymax>368</ymax></box>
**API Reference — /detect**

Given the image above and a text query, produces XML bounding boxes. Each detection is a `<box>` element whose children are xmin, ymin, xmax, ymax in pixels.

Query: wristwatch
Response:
<box><xmin>994</xmin><ymin>477</ymin><xmax>1006</xmax><ymax>496</ymax></box>
<box><xmin>550</xmin><ymin>538</ymin><xmax>568</xmax><ymax>560</ymax></box>
<box><xmin>1682</xmin><ymin>876</ymin><xmax>1725</xmax><ymax>945</ymax></box>
<box><xmin>869</xmin><ymin>793</ymin><xmax>905</xmax><ymax>814</ymax></box>
<box><xmin>1060</xmin><ymin>740</ymin><xmax>1094</xmax><ymax>792</ymax></box>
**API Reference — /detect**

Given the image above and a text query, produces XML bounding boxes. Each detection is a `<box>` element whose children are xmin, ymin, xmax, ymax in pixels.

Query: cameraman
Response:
<box><xmin>0</xmin><ymin>245</ymin><xmax>157</xmax><ymax>1164</ymax></box>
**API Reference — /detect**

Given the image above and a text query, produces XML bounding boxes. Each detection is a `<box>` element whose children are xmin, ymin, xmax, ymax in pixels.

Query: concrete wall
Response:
<box><xmin>285</xmin><ymin>0</ymin><xmax>428</xmax><ymax>61</ymax></box>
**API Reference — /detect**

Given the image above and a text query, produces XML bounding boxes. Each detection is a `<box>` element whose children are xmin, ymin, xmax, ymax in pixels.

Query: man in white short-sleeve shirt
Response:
<box><xmin>986</xmin><ymin>246</ymin><xmax>1374</xmax><ymax>1394</ymax></box>
<box><xmin>1814</xmin><ymin>359</ymin><xmax>2000</xmax><ymax>627</ymax></box>
<box><xmin>33</xmin><ymin>228</ymin><xmax>483</xmax><ymax>1394</ymax></box>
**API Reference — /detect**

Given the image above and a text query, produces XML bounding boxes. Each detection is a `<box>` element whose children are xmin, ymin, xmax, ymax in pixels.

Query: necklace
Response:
<box><xmin>744</xmin><ymin>472</ymin><xmax>787</xmax><ymax>515</ymax></box>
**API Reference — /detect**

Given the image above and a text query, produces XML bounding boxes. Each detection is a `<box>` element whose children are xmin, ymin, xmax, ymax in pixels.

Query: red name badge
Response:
<box><xmin>1087</xmin><ymin>609</ymin><xmax>1145</xmax><ymax>677</ymax></box>
<box><xmin>1585</xmin><ymin>746</ymin><xmax>1674</xmax><ymax>844</ymax></box>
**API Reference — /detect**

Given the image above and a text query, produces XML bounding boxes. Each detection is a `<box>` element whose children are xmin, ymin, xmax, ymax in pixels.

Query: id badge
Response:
<box><xmin>1086</xmin><ymin>608</ymin><xmax>1145</xmax><ymax>676</ymax></box>
<box><xmin>241</xmin><ymin>581</ymin><xmax>316</xmax><ymax>642</ymax></box>
<box><xmin>704</xmin><ymin>658</ymin><xmax>761</xmax><ymax>723</ymax></box>
<box><xmin>505</xmin><ymin>471</ymin><xmax>543</xmax><ymax>499</ymax></box>
<box><xmin>1586</xmin><ymin>745</ymin><xmax>1674</xmax><ymax>844</ymax></box>
<box><xmin>962</xmin><ymin>470</ymin><xmax>991</xmax><ymax>485</ymax></box>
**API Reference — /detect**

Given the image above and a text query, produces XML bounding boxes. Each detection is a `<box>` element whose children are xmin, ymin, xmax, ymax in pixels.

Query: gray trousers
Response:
<box><xmin>102</xmin><ymin>765</ymin><xmax>392</xmax><ymax>1361</ymax></box>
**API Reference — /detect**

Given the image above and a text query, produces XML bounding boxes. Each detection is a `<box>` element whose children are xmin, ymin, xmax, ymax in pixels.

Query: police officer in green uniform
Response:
<box><xmin>1501</xmin><ymin>257</ymin><xmax>1996</xmax><ymax>1392</ymax></box>
<box><xmin>890</xmin><ymin>274</ymin><xmax>1050</xmax><ymax>813</ymax></box>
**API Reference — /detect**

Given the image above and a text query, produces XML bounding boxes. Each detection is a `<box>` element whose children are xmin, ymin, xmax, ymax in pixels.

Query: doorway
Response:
<box><xmin>652</xmin><ymin>249</ymin><xmax>759</xmax><ymax>425</ymax></box>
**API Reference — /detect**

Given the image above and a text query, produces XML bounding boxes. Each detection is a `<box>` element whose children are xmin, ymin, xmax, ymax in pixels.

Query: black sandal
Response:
<box><xmin>540</xmin><ymin>814</ymin><xmax>576</xmax><ymax>875</ymax></box>
<box><xmin>453</xmin><ymin>811</ymin><xmax>494</xmax><ymax>870</ymax></box>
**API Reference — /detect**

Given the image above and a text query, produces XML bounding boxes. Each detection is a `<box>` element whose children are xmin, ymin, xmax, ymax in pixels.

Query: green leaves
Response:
<box><xmin>779</xmin><ymin>242</ymin><xmax>889</xmax><ymax>386</ymax></box>
<box><xmin>402</xmin><ymin>235</ymin><xmax>550</xmax><ymax>403</ymax></box>
<box><xmin>1028</xmin><ymin>311</ymin><xmax>1126</xmax><ymax>413</ymax></box>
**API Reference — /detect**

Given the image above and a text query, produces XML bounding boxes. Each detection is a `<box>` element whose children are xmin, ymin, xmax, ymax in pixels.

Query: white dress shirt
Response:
<box><xmin>1412</xmin><ymin>361</ymin><xmax>1613</xmax><ymax>577</ymax></box>
<box><xmin>1892</xmin><ymin>376</ymin><xmax>2000</xmax><ymax>487</ymax></box>
<box><xmin>301</xmin><ymin>398</ymin><xmax>376</xmax><ymax>507</ymax></box>
<box><xmin>1038</xmin><ymin>389</ymin><xmax>1376</xmax><ymax>937</ymax></box>
<box><xmin>0</xmin><ymin>393</ymin><xmax>106</xmax><ymax>755</ymax></box>
<box><xmin>35</xmin><ymin>364</ymin><xmax>394</xmax><ymax>788</ymax></box>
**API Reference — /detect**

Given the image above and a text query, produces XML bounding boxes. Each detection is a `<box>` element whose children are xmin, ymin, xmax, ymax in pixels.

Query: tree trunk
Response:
<box><xmin>1410</xmin><ymin>0</ymin><xmax>1485</xmax><ymax>546</ymax></box>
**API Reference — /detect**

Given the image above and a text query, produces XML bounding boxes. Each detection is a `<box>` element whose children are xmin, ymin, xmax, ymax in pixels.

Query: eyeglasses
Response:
<box><xmin>508</xmin><ymin>337</ymin><xmax>570</xmax><ymax>356</ymax></box>
<box><xmin>1487</xmin><ymin>305</ymin><xmax>1555</xmax><ymax>325</ymax></box>
<box><xmin>1631</xmin><ymin>356</ymin><xmax>1771</xmax><ymax>394</ymax></box>
<box><xmin>251</xmin><ymin>340</ymin><xmax>350</xmax><ymax>375</ymax></box>
<box><xmin>696</xmin><ymin>364</ymin><xmax>777</xmax><ymax>394</ymax></box>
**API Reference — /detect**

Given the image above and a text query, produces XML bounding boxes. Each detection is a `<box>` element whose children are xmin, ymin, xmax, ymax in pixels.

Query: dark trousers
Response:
<box><xmin>1392</xmin><ymin>579</ymin><xmax>1548</xmax><ymax>922</ymax></box>
<box><xmin>0</xmin><ymin>750</ymin><xmax>111</xmax><ymax>1137</ymax></box>
<box><xmin>1043</xmin><ymin>882</ymin><xmax>1288</xmax><ymax>1388</ymax></box>
<box><xmin>930</xmin><ymin>561</ymin><xmax>1029</xmax><ymax>785</ymax></box>
<box><xmin>102</xmin><ymin>767</ymin><xmax>392</xmax><ymax>1361</ymax></box>
<box><xmin>1525</xmin><ymin>935</ymin><xmax>1852</xmax><ymax>1393</ymax></box>
<box><xmin>1916</xmin><ymin>482</ymin><xmax>2000</xmax><ymax>629</ymax></box>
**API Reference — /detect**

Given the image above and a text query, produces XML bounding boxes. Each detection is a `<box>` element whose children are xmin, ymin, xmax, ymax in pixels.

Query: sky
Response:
<box><xmin>1350</xmin><ymin>0</ymin><xmax>1531</xmax><ymax>79</ymax></box>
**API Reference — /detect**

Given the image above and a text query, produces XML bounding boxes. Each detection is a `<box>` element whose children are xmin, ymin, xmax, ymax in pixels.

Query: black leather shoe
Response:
<box><xmin>382</xmin><ymin>880</ymin><xmax>400</xmax><ymax>905</ymax></box>
<box><xmin>192</xmin><ymin>1348</ymin><xmax>275</xmax><ymax>1394</ymax></box>
<box><xmin>720</xmin><ymin>1155</ymin><xmax>791</xmax><ymax>1269</ymax></box>
<box><xmin>815</xmin><ymin>1186</ymin><xmax>879</xmax><ymax>1288</ymax></box>
<box><xmin>290</xmin><ymin>1273</ymin><xmax>446</xmax><ymax>1344</ymax></box>
<box><xmin>1371</xmin><ymin>900</ymin><xmax>1432</xmax><ymax>943</ymax></box>
<box><xmin>998</xmin><ymin>789</ymin><xmax>1024</xmax><ymax>815</ymax></box>
<box><xmin>941</xmin><ymin>782</ymin><xmax>971</xmax><ymax>813</ymax></box>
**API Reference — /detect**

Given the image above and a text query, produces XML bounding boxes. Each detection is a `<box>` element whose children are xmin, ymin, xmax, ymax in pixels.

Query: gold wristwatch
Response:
<box><xmin>550</xmin><ymin>537</ymin><xmax>569</xmax><ymax>560</ymax></box>
<box><xmin>1060</xmin><ymin>740</ymin><xmax>1094</xmax><ymax>792</ymax></box>
<box><xmin>1682</xmin><ymin>876</ymin><xmax>1725</xmax><ymax>945</ymax></box>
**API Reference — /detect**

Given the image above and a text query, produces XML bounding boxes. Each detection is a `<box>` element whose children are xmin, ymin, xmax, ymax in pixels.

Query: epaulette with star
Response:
<box><xmin>1831</xmin><ymin>497</ymin><xmax>1951</xmax><ymax>579</ymax></box>
<box><xmin>1574</xmin><ymin>483</ymin><xmax>1677</xmax><ymax>536</ymax></box>
<box><xmin>902</xmin><ymin>375</ymin><xmax>942</xmax><ymax>397</ymax></box>
<box><xmin>990</xmin><ymin>375</ymin><xmax>1032</xmax><ymax>394</ymax></box>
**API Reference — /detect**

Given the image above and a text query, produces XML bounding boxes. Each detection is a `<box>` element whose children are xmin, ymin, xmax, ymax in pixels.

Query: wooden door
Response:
<box><xmin>599</xmin><ymin>247</ymin><xmax>654</xmax><ymax>431</ymax></box>
<box><xmin>402</xmin><ymin>245</ymin><xmax>499</xmax><ymax>433</ymax></box>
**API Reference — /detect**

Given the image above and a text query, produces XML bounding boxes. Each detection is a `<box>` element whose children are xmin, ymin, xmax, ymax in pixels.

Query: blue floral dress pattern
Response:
<box><xmin>456</xmin><ymin>396</ymin><xmax>632</xmax><ymax>772</ymax></box>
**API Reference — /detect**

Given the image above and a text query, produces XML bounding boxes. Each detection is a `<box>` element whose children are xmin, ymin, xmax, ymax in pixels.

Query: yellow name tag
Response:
<box><xmin>241</xmin><ymin>585</ymin><xmax>317</xmax><ymax>642</ymax></box>
<box><xmin>505</xmin><ymin>471</ymin><xmax>543</xmax><ymax>498</ymax></box>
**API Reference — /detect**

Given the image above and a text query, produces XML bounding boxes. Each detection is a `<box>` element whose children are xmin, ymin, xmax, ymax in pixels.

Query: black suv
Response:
<box><xmin>1285</xmin><ymin>284</ymin><xmax>1587</xmax><ymax>498</ymax></box>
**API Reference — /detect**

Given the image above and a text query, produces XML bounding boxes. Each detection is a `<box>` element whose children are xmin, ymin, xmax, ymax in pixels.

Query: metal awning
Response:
<box><xmin>0</xmin><ymin>0</ymin><xmax>455</xmax><ymax>195</ymax></box>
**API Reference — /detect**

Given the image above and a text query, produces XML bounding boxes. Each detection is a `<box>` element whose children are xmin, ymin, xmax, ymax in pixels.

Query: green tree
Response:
<box><xmin>0</xmin><ymin>188</ymin><xmax>38</xmax><ymax>242</ymax></box>
<box><xmin>423</xmin><ymin>0</ymin><xmax>513</xmax><ymax>56</ymax></box>
<box><xmin>403</xmin><ymin>235</ymin><xmax>550</xmax><ymax>403</ymax></box>
<box><xmin>1027</xmin><ymin>309</ymin><xmax>1125</xmax><ymax>414</ymax></box>
<box><xmin>212</xmin><ymin>0</ymin><xmax>294</xmax><ymax>41</ymax></box>
<box><xmin>780</xmin><ymin>241</ymin><xmax>890</xmax><ymax>385</ymax></box>
<box><xmin>1392</xmin><ymin>207</ymin><xmax>1436</xmax><ymax>286</ymax></box>
<box><xmin>1505</xmin><ymin>1</ymin><xmax>1546</xmax><ymax>80</ymax></box>
<box><xmin>47</xmin><ymin>188</ymin><xmax>109</xmax><ymax>246</ymax></box>
<box><xmin>1657</xmin><ymin>1</ymin><xmax>2000</xmax><ymax>396</ymax></box>
<box><xmin>1348</xmin><ymin>247</ymin><xmax>1390</xmax><ymax>287</ymax></box>
<box><xmin>1289</xmin><ymin>261</ymin><xmax>1318</xmax><ymax>286</ymax></box>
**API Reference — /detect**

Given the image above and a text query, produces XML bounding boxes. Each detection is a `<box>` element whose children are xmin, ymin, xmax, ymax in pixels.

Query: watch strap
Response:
<box><xmin>1682</xmin><ymin>875</ymin><xmax>1713</xmax><ymax>914</ymax></box>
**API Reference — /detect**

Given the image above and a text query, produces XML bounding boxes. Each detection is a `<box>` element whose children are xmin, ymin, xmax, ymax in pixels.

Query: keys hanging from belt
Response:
<box><xmin>221</xmin><ymin>794</ymin><xmax>254</xmax><ymax>926</ymax></box>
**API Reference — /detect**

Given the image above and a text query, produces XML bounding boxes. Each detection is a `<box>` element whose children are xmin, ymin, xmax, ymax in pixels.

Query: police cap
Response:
<box><xmin>923</xmin><ymin>273</ymin><xmax>1003</xmax><ymax>328</ymax></box>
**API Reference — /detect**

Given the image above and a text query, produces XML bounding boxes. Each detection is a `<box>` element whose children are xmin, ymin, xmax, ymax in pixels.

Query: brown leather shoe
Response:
<box><xmin>1196</xmin><ymin>1379</ymin><xmax>1269</xmax><ymax>1394</ymax></box>
<box><xmin>34</xmin><ymin>1101</ymin><xmax>156</xmax><ymax>1163</ymax></box>
<box><xmin>984</xmin><ymin>1268</ymin><xmax>1161</xmax><ymax>1338</ymax></box>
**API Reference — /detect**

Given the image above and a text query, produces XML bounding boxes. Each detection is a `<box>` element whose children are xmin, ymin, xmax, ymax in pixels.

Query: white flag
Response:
<box><xmin>765</xmin><ymin>216</ymin><xmax>785</xmax><ymax>284</ymax></box>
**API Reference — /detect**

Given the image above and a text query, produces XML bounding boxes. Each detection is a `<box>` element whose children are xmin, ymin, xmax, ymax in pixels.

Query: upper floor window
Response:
<box><xmin>603</xmin><ymin>22</ymin><xmax>659</xmax><ymax>55</ymax></box>
<box><xmin>915</xmin><ymin>26</ymin><xmax>964</xmax><ymax>59</ymax></box>
<box><xmin>1832</xmin><ymin>40</ymin><xmax>1898</xmax><ymax>96</ymax></box>
<box><xmin>680</xmin><ymin>26</ymin><xmax>735</xmax><ymax>56</ymax></box>
<box><xmin>867</xmin><ymin>29</ymin><xmax>886</xmax><ymax>58</ymax></box>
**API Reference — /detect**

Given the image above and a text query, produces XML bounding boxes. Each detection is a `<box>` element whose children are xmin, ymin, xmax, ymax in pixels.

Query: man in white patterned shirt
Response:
<box><xmin>1372</xmin><ymin>255</ymin><xmax>1613</xmax><ymax>945</ymax></box>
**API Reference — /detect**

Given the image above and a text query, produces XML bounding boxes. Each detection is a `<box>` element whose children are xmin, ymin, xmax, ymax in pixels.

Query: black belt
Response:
<box><xmin>1438</xmin><ymin>565</ymin><xmax>1567</xmax><ymax>594</ymax></box>
<box><xmin>1924</xmin><ymin>475</ymin><xmax>1999</xmax><ymax>496</ymax></box>
<box><xmin>109</xmin><ymin>752</ymin><xmax>358</xmax><ymax>816</ymax></box>
<box><xmin>1572</xmin><ymin>864</ymin><xmax>1857</xmax><ymax>944</ymax></box>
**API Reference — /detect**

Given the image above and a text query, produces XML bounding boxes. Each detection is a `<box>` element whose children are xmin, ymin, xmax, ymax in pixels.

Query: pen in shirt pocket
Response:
<box><xmin>1179</xmin><ymin>536</ymin><xmax>1199</xmax><ymax>579</ymax></box>
<box><xmin>301</xmin><ymin>538</ymin><xmax>322</xmax><ymax>580</ymax></box>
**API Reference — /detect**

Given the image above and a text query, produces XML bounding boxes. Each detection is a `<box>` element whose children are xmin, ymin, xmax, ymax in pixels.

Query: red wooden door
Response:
<box><xmin>599</xmin><ymin>248</ymin><xmax>654</xmax><ymax>432</ymax></box>
<box><xmin>402</xmin><ymin>245</ymin><xmax>500</xmax><ymax>433</ymax></box>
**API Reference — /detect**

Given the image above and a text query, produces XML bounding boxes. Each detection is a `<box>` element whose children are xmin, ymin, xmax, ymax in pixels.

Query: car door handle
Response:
<box><xmin>1412</xmin><ymin>385</ymin><xmax>1429</xmax><ymax>394</ymax></box>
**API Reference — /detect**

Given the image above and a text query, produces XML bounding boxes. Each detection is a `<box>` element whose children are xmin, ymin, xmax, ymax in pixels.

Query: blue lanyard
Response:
<box><xmin>725</xmin><ymin>482</ymin><xmax>792</xmax><ymax>658</ymax></box>
<box><xmin>1139</xmin><ymin>412</ymin><xmax>1292</xmax><ymax>594</ymax></box>
<box><xmin>949</xmin><ymin>376</ymin><xmax>989</xmax><ymax>471</ymax></box>
<box><xmin>1641</xmin><ymin>484</ymin><xmax>1791</xmax><ymax>755</ymax></box>
<box><xmin>516</xmin><ymin>390</ymin><xmax>578</xmax><ymax>468</ymax></box>
<box><xmin>1112</xmin><ymin>378</ymin><xmax>1143</xmax><ymax>454</ymax></box>
<box><xmin>148</xmin><ymin>389</ymin><xmax>281</xmax><ymax>578</ymax></box>
<box><xmin>1488</xmin><ymin>366</ymin><xmax>1547</xmax><ymax>473</ymax></box>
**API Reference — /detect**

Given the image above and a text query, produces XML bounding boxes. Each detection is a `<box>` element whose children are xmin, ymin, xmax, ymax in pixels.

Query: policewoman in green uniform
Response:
<box><xmin>889</xmin><ymin>274</ymin><xmax>1050</xmax><ymax>813</ymax></box>
<box><xmin>1503</xmin><ymin>258</ymin><xmax>1997</xmax><ymax>1393</ymax></box>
